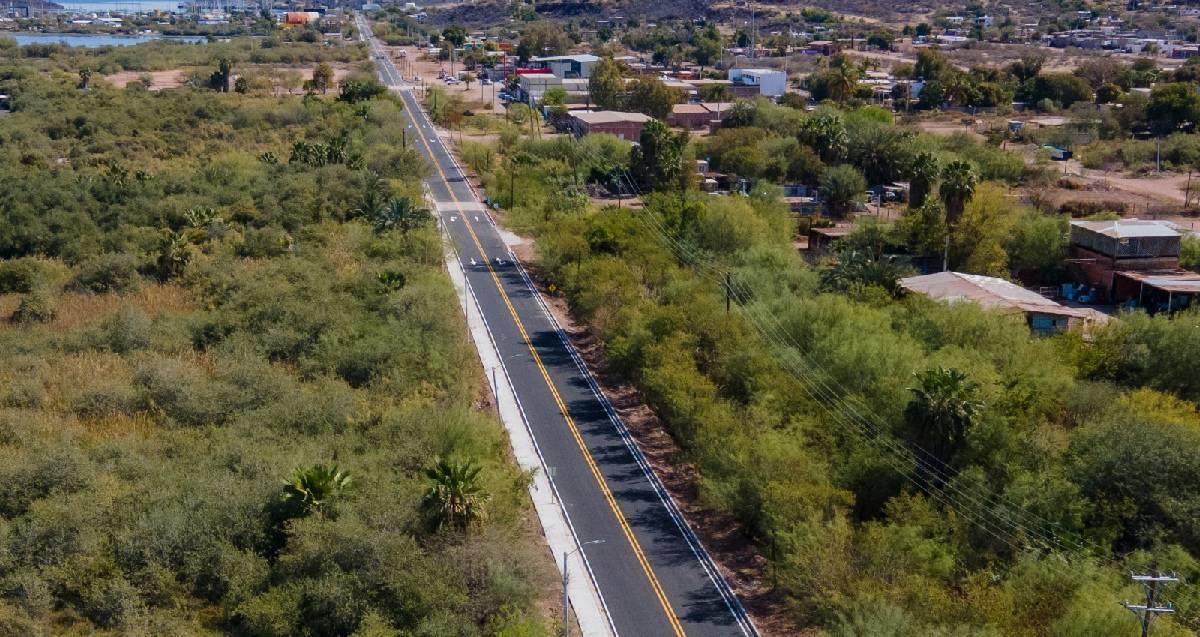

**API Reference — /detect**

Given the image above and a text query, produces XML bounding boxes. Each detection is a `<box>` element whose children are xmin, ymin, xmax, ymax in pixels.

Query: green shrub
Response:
<box><xmin>0</xmin><ymin>259</ymin><xmax>43</xmax><ymax>293</ymax></box>
<box><xmin>237</xmin><ymin>226</ymin><xmax>291</xmax><ymax>258</ymax></box>
<box><xmin>69</xmin><ymin>254</ymin><xmax>141</xmax><ymax>294</ymax></box>
<box><xmin>9</xmin><ymin>291</ymin><xmax>55</xmax><ymax>324</ymax></box>
<box><xmin>101</xmin><ymin>305</ymin><xmax>151</xmax><ymax>354</ymax></box>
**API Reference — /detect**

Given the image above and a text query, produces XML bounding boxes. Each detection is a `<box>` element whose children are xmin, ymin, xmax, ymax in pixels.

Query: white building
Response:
<box><xmin>530</xmin><ymin>54</ymin><xmax>600</xmax><ymax>79</ymax></box>
<box><xmin>728</xmin><ymin>68</ymin><xmax>787</xmax><ymax>98</ymax></box>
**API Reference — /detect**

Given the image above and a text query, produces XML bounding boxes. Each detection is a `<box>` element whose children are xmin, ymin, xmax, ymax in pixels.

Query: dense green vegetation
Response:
<box><xmin>472</xmin><ymin>100</ymin><xmax>1200</xmax><ymax>634</ymax></box>
<box><xmin>0</xmin><ymin>44</ymin><xmax>555</xmax><ymax>635</ymax></box>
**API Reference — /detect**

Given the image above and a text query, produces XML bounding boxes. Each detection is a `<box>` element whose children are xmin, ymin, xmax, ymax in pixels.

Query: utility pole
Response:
<box><xmin>1123</xmin><ymin>571</ymin><xmax>1178</xmax><ymax>637</ymax></box>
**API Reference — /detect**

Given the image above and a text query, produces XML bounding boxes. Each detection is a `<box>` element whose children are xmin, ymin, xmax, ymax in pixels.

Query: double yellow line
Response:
<box><xmin>402</xmin><ymin>93</ymin><xmax>685</xmax><ymax>636</ymax></box>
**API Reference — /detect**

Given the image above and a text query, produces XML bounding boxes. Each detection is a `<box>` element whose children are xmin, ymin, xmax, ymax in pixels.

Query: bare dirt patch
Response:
<box><xmin>103</xmin><ymin>69</ymin><xmax>188</xmax><ymax>91</ymax></box>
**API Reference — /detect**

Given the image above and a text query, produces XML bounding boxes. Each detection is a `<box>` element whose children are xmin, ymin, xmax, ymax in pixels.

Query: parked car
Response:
<box><xmin>481</xmin><ymin>78</ymin><xmax>492</xmax><ymax>86</ymax></box>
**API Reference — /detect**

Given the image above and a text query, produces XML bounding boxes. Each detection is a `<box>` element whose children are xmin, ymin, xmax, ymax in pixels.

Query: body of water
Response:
<box><xmin>12</xmin><ymin>32</ymin><xmax>206</xmax><ymax>47</ymax></box>
<box><xmin>58</xmin><ymin>0</ymin><xmax>183</xmax><ymax>13</ymax></box>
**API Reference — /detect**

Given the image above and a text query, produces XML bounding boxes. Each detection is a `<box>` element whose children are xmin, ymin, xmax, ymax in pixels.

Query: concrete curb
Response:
<box><xmin>436</xmin><ymin>203</ymin><xmax>617</xmax><ymax>637</ymax></box>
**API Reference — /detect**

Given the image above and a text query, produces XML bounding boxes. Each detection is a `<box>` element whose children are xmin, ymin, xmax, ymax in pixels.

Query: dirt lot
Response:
<box><xmin>103</xmin><ymin>69</ymin><xmax>188</xmax><ymax>91</ymax></box>
<box><xmin>103</xmin><ymin>63</ymin><xmax>358</xmax><ymax>95</ymax></box>
<box><xmin>383</xmin><ymin>44</ymin><xmax>506</xmax><ymax>114</ymax></box>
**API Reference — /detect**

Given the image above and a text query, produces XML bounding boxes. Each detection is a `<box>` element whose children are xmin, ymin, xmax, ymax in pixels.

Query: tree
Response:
<box><xmin>372</xmin><ymin>197</ymin><xmax>431</xmax><ymax>235</ymax></box>
<box><xmin>462</xmin><ymin>72</ymin><xmax>476</xmax><ymax>89</ymax></box>
<box><xmin>693</xmin><ymin>32</ymin><xmax>722</xmax><ymax>74</ymax></box>
<box><xmin>589</xmin><ymin>57</ymin><xmax>625</xmax><ymax>110</ymax></box>
<box><xmin>828</xmin><ymin>63</ymin><xmax>861</xmax><ymax>103</ymax></box>
<box><xmin>799</xmin><ymin>110</ymin><xmax>848</xmax><ymax>164</ymax></box>
<box><xmin>1095</xmin><ymin>82</ymin><xmax>1122</xmax><ymax>105</ymax></box>
<box><xmin>1147</xmin><ymin>82</ymin><xmax>1200</xmax><ymax>135</ymax></box>
<box><xmin>1007</xmin><ymin>52</ymin><xmax>1045</xmax><ymax>83</ymax></box>
<box><xmin>422</xmin><ymin>457</ymin><xmax>487</xmax><ymax>531</ymax></box>
<box><xmin>516</xmin><ymin>22</ymin><xmax>569</xmax><ymax>62</ymax></box>
<box><xmin>914</xmin><ymin>48</ymin><xmax>948</xmax><ymax>80</ymax></box>
<box><xmin>624</xmin><ymin>77</ymin><xmax>682</xmax><ymax>120</ymax></box>
<box><xmin>209</xmin><ymin>57</ymin><xmax>233</xmax><ymax>93</ymax></box>
<box><xmin>351</xmin><ymin>171</ymin><xmax>390</xmax><ymax>221</ymax></box>
<box><xmin>900</xmin><ymin>367</ymin><xmax>984</xmax><ymax>472</ymax></box>
<box><xmin>938</xmin><ymin>160</ymin><xmax>977</xmax><ymax>226</ymax></box>
<box><xmin>819</xmin><ymin>164</ymin><xmax>867</xmax><ymax>218</ymax></box>
<box><xmin>630</xmin><ymin>119</ymin><xmax>687</xmax><ymax>192</ymax></box>
<box><xmin>78</xmin><ymin>67</ymin><xmax>92</xmax><ymax>90</ymax></box>
<box><xmin>441</xmin><ymin>25</ymin><xmax>467</xmax><ymax>48</ymax></box>
<box><xmin>280</xmin><ymin>464</ymin><xmax>353</xmax><ymax>519</ymax></box>
<box><xmin>700</xmin><ymin>83</ymin><xmax>730</xmax><ymax>103</ymax></box>
<box><xmin>338</xmin><ymin>79</ymin><xmax>386</xmax><ymax>103</ymax></box>
<box><xmin>908</xmin><ymin>151</ymin><xmax>940</xmax><ymax>210</ymax></box>
<box><xmin>312</xmin><ymin>62</ymin><xmax>334</xmax><ymax>95</ymax></box>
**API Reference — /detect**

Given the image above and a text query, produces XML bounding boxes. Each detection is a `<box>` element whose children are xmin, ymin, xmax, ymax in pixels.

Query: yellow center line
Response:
<box><xmin>401</xmin><ymin>92</ymin><xmax>686</xmax><ymax>636</ymax></box>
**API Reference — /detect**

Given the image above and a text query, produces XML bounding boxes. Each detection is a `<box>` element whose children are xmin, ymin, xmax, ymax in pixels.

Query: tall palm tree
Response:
<box><xmin>280</xmin><ymin>464</ymin><xmax>353</xmax><ymax>519</ymax></box>
<box><xmin>907</xmin><ymin>152</ymin><xmax>940</xmax><ymax>210</ymax></box>
<box><xmin>902</xmin><ymin>367</ymin><xmax>984</xmax><ymax>473</ymax></box>
<box><xmin>938</xmin><ymin>160</ymin><xmax>978</xmax><ymax>227</ymax></box>
<box><xmin>351</xmin><ymin>171</ymin><xmax>389</xmax><ymax>221</ymax></box>
<box><xmin>373</xmin><ymin>197</ymin><xmax>431</xmax><ymax>235</ymax></box>
<box><xmin>422</xmin><ymin>457</ymin><xmax>488</xmax><ymax>531</ymax></box>
<box><xmin>829</xmin><ymin>63</ymin><xmax>860</xmax><ymax>103</ymax></box>
<box><xmin>78</xmin><ymin>67</ymin><xmax>92</xmax><ymax>91</ymax></box>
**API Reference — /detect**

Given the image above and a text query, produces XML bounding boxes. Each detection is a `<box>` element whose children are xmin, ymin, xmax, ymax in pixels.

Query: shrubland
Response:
<box><xmin>0</xmin><ymin>43</ymin><xmax>555</xmax><ymax>635</ymax></box>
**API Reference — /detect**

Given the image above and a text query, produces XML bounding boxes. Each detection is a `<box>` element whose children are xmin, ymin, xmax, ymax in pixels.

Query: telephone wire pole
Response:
<box><xmin>1122</xmin><ymin>571</ymin><xmax>1178</xmax><ymax>637</ymax></box>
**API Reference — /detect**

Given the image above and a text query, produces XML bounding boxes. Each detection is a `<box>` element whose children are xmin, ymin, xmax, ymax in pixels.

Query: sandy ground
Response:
<box><xmin>102</xmin><ymin>63</ymin><xmax>357</xmax><ymax>95</ymax></box>
<box><xmin>103</xmin><ymin>69</ymin><xmax>187</xmax><ymax>91</ymax></box>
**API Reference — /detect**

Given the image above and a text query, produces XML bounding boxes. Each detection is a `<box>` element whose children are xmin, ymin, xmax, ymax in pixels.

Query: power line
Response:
<box><xmin>1124</xmin><ymin>572</ymin><xmax>1178</xmax><ymax>637</ymax></box>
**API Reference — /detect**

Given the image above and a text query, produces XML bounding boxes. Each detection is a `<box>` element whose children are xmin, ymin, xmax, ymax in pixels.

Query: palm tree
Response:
<box><xmin>78</xmin><ymin>67</ymin><xmax>92</xmax><ymax>91</ymax></box>
<box><xmin>373</xmin><ymin>197</ymin><xmax>431</xmax><ymax>235</ymax></box>
<box><xmin>901</xmin><ymin>367</ymin><xmax>984</xmax><ymax>474</ymax></box>
<box><xmin>422</xmin><ymin>457</ymin><xmax>488</xmax><ymax>531</ymax></box>
<box><xmin>829</xmin><ymin>63</ymin><xmax>860</xmax><ymax>103</ymax></box>
<box><xmin>907</xmin><ymin>152</ymin><xmax>940</xmax><ymax>210</ymax></box>
<box><xmin>351</xmin><ymin>171</ymin><xmax>389</xmax><ymax>221</ymax></box>
<box><xmin>280</xmin><ymin>464</ymin><xmax>353</xmax><ymax>519</ymax></box>
<box><xmin>938</xmin><ymin>159</ymin><xmax>977</xmax><ymax>227</ymax></box>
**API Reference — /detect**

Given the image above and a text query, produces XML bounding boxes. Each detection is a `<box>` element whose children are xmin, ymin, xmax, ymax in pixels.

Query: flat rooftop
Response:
<box><xmin>1071</xmin><ymin>218</ymin><xmax>1181</xmax><ymax>239</ymax></box>
<box><xmin>570</xmin><ymin>111</ymin><xmax>653</xmax><ymax>124</ymax></box>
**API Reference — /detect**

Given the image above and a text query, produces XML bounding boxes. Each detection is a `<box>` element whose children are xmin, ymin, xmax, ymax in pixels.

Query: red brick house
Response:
<box><xmin>569</xmin><ymin>111</ymin><xmax>653</xmax><ymax>141</ymax></box>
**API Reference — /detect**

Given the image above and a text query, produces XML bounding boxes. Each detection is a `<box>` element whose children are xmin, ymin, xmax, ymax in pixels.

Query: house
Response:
<box><xmin>568</xmin><ymin>111</ymin><xmax>652</xmax><ymax>140</ymax></box>
<box><xmin>807</xmin><ymin>225</ymin><xmax>853</xmax><ymax>253</ymax></box>
<box><xmin>667</xmin><ymin>102</ymin><xmax>733</xmax><ymax>130</ymax></box>
<box><xmin>529</xmin><ymin>54</ymin><xmax>600</xmax><ymax>79</ymax></box>
<box><xmin>899</xmin><ymin>271</ymin><xmax>1094</xmax><ymax>335</ymax></box>
<box><xmin>805</xmin><ymin>40</ymin><xmax>837</xmax><ymax>55</ymax></box>
<box><xmin>728</xmin><ymin>68</ymin><xmax>787</xmax><ymax>98</ymax></box>
<box><xmin>1069</xmin><ymin>219</ymin><xmax>1185</xmax><ymax>302</ymax></box>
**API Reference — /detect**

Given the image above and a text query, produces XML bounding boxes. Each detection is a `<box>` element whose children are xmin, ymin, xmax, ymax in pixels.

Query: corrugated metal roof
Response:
<box><xmin>1070</xmin><ymin>218</ymin><xmax>1181</xmax><ymax>239</ymax></box>
<box><xmin>1117</xmin><ymin>270</ymin><xmax>1200</xmax><ymax>293</ymax></box>
<box><xmin>900</xmin><ymin>272</ymin><xmax>1090</xmax><ymax>318</ymax></box>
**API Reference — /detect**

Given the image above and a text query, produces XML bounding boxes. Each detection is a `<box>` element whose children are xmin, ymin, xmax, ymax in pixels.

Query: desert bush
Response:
<box><xmin>69</xmin><ymin>254</ymin><xmax>141</xmax><ymax>294</ymax></box>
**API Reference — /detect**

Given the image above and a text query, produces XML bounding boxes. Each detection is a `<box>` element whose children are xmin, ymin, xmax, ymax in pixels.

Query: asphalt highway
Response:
<box><xmin>358</xmin><ymin>16</ymin><xmax>756</xmax><ymax>636</ymax></box>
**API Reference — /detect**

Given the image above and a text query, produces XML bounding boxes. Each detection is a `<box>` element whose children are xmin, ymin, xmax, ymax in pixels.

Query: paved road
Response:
<box><xmin>357</xmin><ymin>16</ymin><xmax>756</xmax><ymax>637</ymax></box>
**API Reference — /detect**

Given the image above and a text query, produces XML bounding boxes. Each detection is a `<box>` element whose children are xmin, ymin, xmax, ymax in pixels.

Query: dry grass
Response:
<box><xmin>0</xmin><ymin>283</ymin><xmax>194</xmax><ymax>331</ymax></box>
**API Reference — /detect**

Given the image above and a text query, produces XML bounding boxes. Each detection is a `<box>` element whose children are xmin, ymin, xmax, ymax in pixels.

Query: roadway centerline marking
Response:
<box><xmin>402</xmin><ymin>94</ymin><xmax>687</xmax><ymax>636</ymax></box>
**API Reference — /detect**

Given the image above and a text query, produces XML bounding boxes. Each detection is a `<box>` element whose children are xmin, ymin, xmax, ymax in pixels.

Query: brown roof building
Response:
<box><xmin>900</xmin><ymin>271</ymin><xmax>1097</xmax><ymax>335</ymax></box>
<box><xmin>568</xmin><ymin>111</ymin><xmax>653</xmax><ymax>141</ymax></box>
<box><xmin>666</xmin><ymin>102</ymin><xmax>734</xmax><ymax>130</ymax></box>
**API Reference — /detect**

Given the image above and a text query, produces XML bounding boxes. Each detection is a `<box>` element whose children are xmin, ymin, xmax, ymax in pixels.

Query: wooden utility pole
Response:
<box><xmin>1123</xmin><ymin>572</ymin><xmax>1178</xmax><ymax>637</ymax></box>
